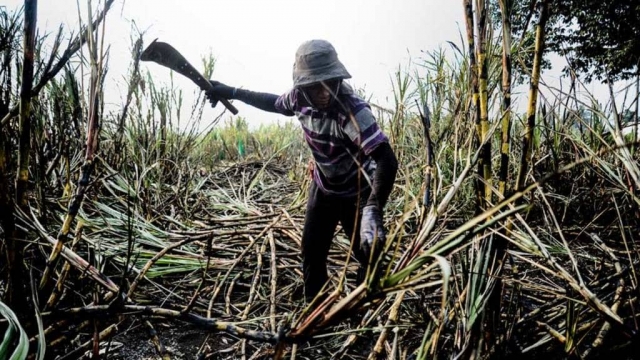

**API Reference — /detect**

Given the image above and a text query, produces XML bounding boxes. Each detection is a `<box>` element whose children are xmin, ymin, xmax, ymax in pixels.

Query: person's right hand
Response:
<box><xmin>360</xmin><ymin>205</ymin><xmax>385</xmax><ymax>262</ymax></box>
<box><xmin>206</xmin><ymin>80</ymin><xmax>236</xmax><ymax>106</ymax></box>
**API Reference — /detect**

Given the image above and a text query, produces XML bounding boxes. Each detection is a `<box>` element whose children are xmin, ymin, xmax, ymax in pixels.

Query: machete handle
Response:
<box><xmin>219</xmin><ymin>97</ymin><xmax>238</xmax><ymax>115</ymax></box>
<box><xmin>202</xmin><ymin>85</ymin><xmax>238</xmax><ymax>115</ymax></box>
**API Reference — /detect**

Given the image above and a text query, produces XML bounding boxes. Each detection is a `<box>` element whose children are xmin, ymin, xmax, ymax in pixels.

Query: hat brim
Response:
<box><xmin>293</xmin><ymin>60</ymin><xmax>352</xmax><ymax>88</ymax></box>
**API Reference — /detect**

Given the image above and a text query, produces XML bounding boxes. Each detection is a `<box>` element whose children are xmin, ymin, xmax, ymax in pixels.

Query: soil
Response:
<box><xmin>109</xmin><ymin>320</ymin><xmax>210</xmax><ymax>359</ymax></box>
<box><xmin>105</xmin><ymin>317</ymin><xmax>378</xmax><ymax>360</ymax></box>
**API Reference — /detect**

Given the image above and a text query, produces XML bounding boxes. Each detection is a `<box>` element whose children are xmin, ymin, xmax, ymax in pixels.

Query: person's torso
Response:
<box><xmin>295</xmin><ymin>98</ymin><xmax>376</xmax><ymax>197</ymax></box>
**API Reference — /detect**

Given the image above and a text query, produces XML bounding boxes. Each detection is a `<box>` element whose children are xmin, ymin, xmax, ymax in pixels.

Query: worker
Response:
<box><xmin>205</xmin><ymin>39</ymin><xmax>398</xmax><ymax>302</ymax></box>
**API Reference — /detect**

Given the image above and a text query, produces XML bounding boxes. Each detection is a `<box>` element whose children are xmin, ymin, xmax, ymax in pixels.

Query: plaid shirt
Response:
<box><xmin>275</xmin><ymin>84</ymin><xmax>389</xmax><ymax>196</ymax></box>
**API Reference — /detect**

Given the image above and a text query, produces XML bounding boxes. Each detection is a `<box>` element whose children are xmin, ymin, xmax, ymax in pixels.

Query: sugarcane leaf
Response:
<box><xmin>0</xmin><ymin>300</ymin><xmax>29</xmax><ymax>360</ymax></box>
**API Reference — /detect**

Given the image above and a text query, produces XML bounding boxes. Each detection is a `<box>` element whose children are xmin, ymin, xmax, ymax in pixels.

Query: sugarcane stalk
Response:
<box><xmin>42</xmin><ymin>305</ymin><xmax>281</xmax><ymax>344</ymax></box>
<box><xmin>0</xmin><ymin>34</ymin><xmax>15</xmax><ymax>302</ymax></box>
<box><xmin>498</xmin><ymin>0</ymin><xmax>513</xmax><ymax>197</ymax></box>
<box><xmin>113</xmin><ymin>34</ymin><xmax>143</xmax><ymax>165</ymax></box>
<box><xmin>400</xmin><ymin>128</ymin><xmax>489</xmax><ymax>267</ymax></box>
<box><xmin>290</xmin><ymin>283</ymin><xmax>367</xmax><ymax>338</ymax></box>
<box><xmin>159</xmin><ymin>91</ymin><xmax>167</xmax><ymax>158</ymax></box>
<box><xmin>241</xmin><ymin>241</ymin><xmax>264</xmax><ymax>320</ymax></box>
<box><xmin>39</xmin><ymin>2</ymin><xmax>106</xmax><ymax>289</ymax></box>
<box><xmin>537</xmin><ymin>321</ymin><xmax>566</xmax><ymax>344</ymax></box>
<box><xmin>462</xmin><ymin>0</ymin><xmax>484</xmax><ymax>210</ymax></box>
<box><xmin>475</xmin><ymin>0</ymin><xmax>492</xmax><ymax>207</ymax></box>
<box><xmin>92</xmin><ymin>273</ymin><xmax>100</xmax><ymax>359</ymax></box>
<box><xmin>145</xmin><ymin>319</ymin><xmax>171</xmax><ymax>360</ymax></box>
<box><xmin>485</xmin><ymin>0</ymin><xmax>514</xmax><ymax>351</ymax></box>
<box><xmin>240</xmin><ymin>339</ymin><xmax>247</xmax><ymax>360</ymax></box>
<box><xmin>47</xmin><ymin>320</ymin><xmax>92</xmax><ymax>348</ymax></box>
<box><xmin>605</xmin><ymin>79</ymin><xmax>640</xmax><ymax>191</ymax></box>
<box><xmin>206</xmin><ymin>273</ymin><xmax>221</xmax><ymax>319</ymax></box>
<box><xmin>0</xmin><ymin>130</ymin><xmax>14</xmax><ymax>300</ymax></box>
<box><xmin>44</xmin><ymin>221</ymin><xmax>84</xmax><ymax>310</ymax></box>
<box><xmin>514</xmin><ymin>0</ymin><xmax>549</xmax><ymax>193</ymax></box>
<box><xmin>584</xmin><ymin>234</ymin><xmax>625</xmax><ymax>357</ymax></box>
<box><xmin>269</xmin><ymin>230</ymin><xmax>278</xmax><ymax>332</ymax></box>
<box><xmin>634</xmin><ymin>75</ymin><xmax>639</xmax><ymax>155</ymax></box>
<box><xmin>9</xmin><ymin>0</ymin><xmax>37</xmax><ymax>316</ymax></box>
<box><xmin>368</xmin><ymin>292</ymin><xmax>404</xmax><ymax>360</ymax></box>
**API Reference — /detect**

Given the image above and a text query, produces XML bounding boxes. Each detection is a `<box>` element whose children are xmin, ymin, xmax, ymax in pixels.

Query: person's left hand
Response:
<box><xmin>360</xmin><ymin>205</ymin><xmax>385</xmax><ymax>261</ymax></box>
<box><xmin>205</xmin><ymin>80</ymin><xmax>236</xmax><ymax>107</ymax></box>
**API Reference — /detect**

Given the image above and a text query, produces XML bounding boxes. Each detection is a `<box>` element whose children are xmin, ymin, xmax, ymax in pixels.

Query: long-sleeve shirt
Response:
<box><xmin>231</xmin><ymin>83</ymin><xmax>397</xmax><ymax>208</ymax></box>
<box><xmin>273</xmin><ymin>83</ymin><xmax>389</xmax><ymax>197</ymax></box>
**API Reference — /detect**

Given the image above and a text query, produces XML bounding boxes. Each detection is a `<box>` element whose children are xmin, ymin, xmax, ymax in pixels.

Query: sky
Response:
<box><xmin>3</xmin><ymin>0</ymin><xmax>634</xmax><ymax>130</ymax></box>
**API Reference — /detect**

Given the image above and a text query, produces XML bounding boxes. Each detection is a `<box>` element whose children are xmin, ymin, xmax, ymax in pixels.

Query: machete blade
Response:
<box><xmin>141</xmin><ymin>38</ymin><xmax>238</xmax><ymax>114</ymax></box>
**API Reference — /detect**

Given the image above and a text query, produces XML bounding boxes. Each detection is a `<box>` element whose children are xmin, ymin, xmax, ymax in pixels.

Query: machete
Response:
<box><xmin>140</xmin><ymin>38</ymin><xmax>239</xmax><ymax>115</ymax></box>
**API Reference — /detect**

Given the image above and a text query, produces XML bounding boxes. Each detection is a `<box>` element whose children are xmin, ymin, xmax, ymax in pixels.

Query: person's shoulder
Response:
<box><xmin>276</xmin><ymin>88</ymin><xmax>304</xmax><ymax>114</ymax></box>
<box><xmin>280</xmin><ymin>87</ymin><xmax>299</xmax><ymax>99</ymax></box>
<box><xmin>338</xmin><ymin>83</ymin><xmax>370</xmax><ymax>114</ymax></box>
<box><xmin>338</xmin><ymin>82</ymin><xmax>355</xmax><ymax>96</ymax></box>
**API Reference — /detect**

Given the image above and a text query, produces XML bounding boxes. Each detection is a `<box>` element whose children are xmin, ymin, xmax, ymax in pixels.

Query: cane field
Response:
<box><xmin>1</xmin><ymin>1</ymin><xmax>640</xmax><ymax>359</ymax></box>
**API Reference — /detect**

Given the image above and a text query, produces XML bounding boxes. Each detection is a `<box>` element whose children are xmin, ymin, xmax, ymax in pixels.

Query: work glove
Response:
<box><xmin>205</xmin><ymin>80</ymin><xmax>236</xmax><ymax>106</ymax></box>
<box><xmin>360</xmin><ymin>205</ymin><xmax>386</xmax><ymax>263</ymax></box>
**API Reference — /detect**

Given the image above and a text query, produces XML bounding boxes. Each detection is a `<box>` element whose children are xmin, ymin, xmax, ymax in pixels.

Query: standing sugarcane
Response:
<box><xmin>485</xmin><ymin>0</ymin><xmax>514</xmax><ymax>350</ymax></box>
<box><xmin>476</xmin><ymin>0</ymin><xmax>492</xmax><ymax>208</ymax></box>
<box><xmin>393</xmin><ymin>99</ymin><xmax>437</xmax><ymax>274</ymax></box>
<box><xmin>498</xmin><ymin>0</ymin><xmax>513</xmax><ymax>197</ymax></box>
<box><xmin>515</xmin><ymin>0</ymin><xmax>549</xmax><ymax>194</ymax></box>
<box><xmin>14</xmin><ymin>2</ymin><xmax>36</xmax><ymax>211</ymax></box>
<box><xmin>462</xmin><ymin>0</ymin><xmax>484</xmax><ymax>211</ymax></box>
<box><xmin>39</xmin><ymin>4</ymin><xmax>105</xmax><ymax>290</ymax></box>
<box><xmin>9</xmin><ymin>0</ymin><xmax>37</xmax><ymax>314</ymax></box>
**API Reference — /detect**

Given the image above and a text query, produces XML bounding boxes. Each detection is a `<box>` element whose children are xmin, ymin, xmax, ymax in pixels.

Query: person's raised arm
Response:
<box><xmin>206</xmin><ymin>81</ymin><xmax>295</xmax><ymax>116</ymax></box>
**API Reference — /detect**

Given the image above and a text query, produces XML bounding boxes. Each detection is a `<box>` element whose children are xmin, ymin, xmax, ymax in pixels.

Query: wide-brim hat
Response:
<box><xmin>293</xmin><ymin>39</ymin><xmax>352</xmax><ymax>88</ymax></box>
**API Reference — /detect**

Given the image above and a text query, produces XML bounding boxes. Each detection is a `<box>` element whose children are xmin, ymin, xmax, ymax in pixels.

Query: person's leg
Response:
<box><xmin>301</xmin><ymin>181</ymin><xmax>340</xmax><ymax>301</ymax></box>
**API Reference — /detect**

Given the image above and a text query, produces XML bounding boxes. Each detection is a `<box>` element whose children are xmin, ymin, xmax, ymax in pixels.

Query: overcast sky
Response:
<box><xmin>4</xmin><ymin>0</ymin><xmax>632</xmax><ymax>129</ymax></box>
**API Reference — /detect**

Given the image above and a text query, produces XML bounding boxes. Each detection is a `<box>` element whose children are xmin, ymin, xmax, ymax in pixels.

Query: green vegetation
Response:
<box><xmin>491</xmin><ymin>0</ymin><xmax>640</xmax><ymax>82</ymax></box>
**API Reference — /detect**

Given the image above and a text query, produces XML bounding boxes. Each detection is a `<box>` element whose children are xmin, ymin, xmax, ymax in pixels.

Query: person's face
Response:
<box><xmin>302</xmin><ymin>79</ymin><xmax>341</xmax><ymax>110</ymax></box>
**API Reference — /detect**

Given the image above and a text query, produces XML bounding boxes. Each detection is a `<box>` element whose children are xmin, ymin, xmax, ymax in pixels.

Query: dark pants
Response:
<box><xmin>301</xmin><ymin>180</ymin><xmax>370</xmax><ymax>300</ymax></box>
